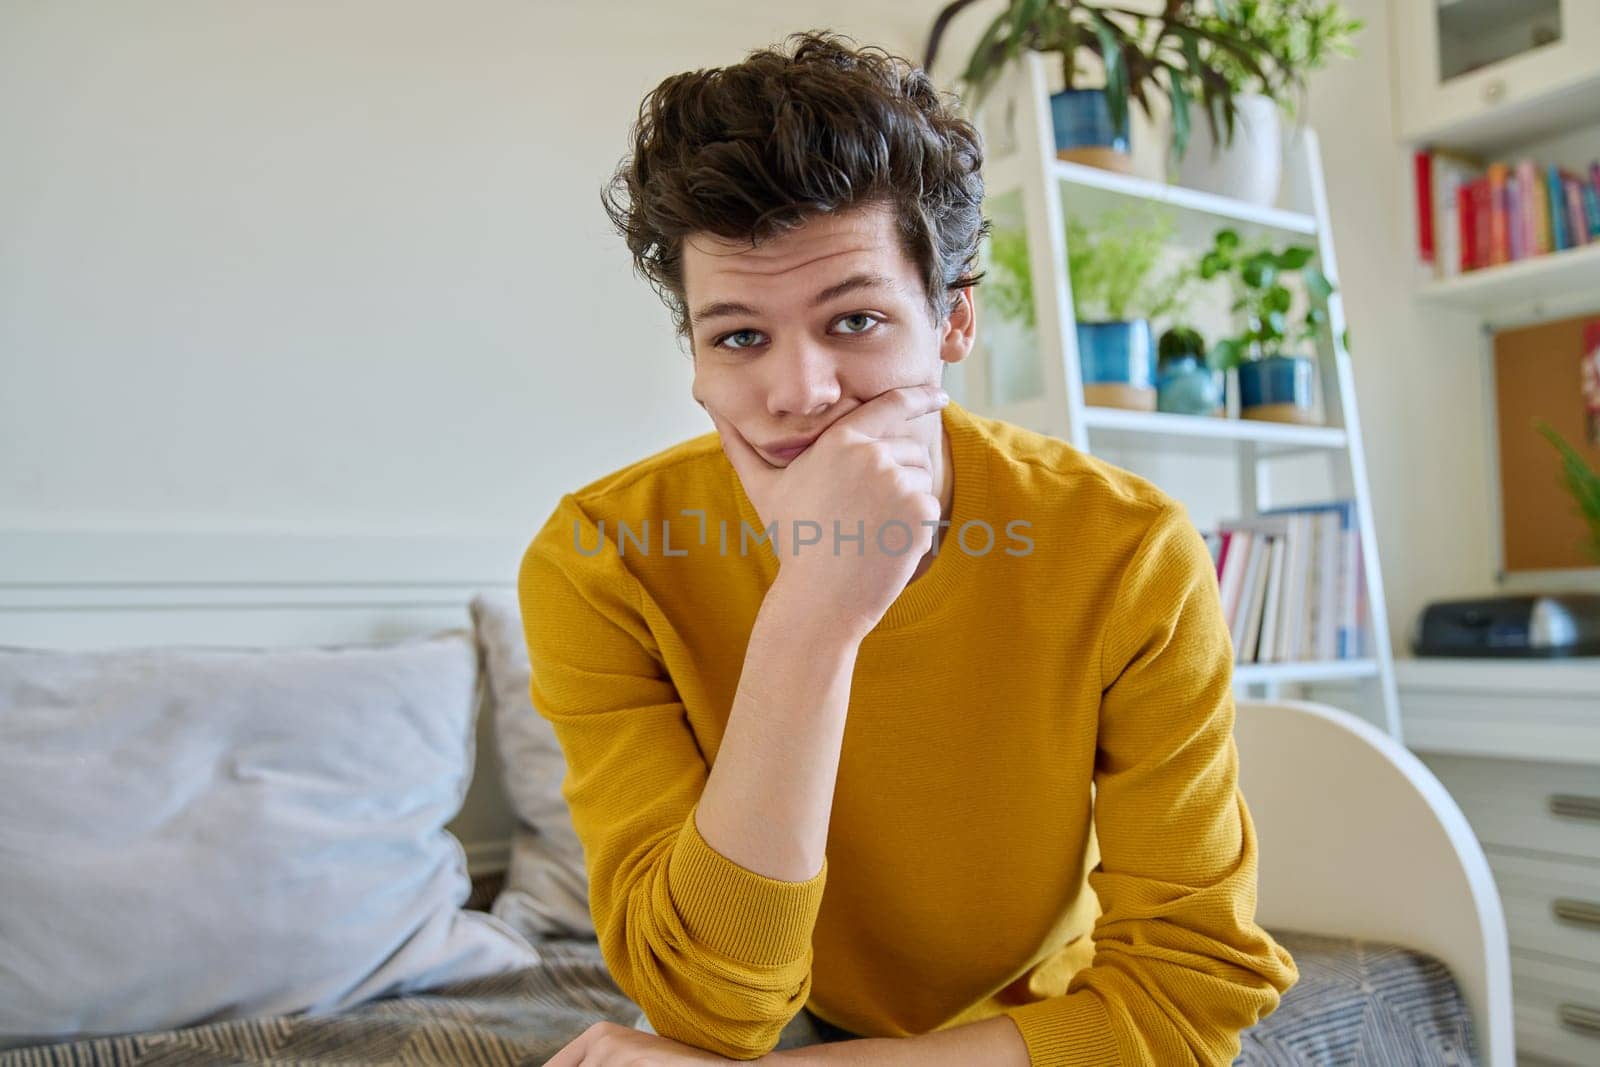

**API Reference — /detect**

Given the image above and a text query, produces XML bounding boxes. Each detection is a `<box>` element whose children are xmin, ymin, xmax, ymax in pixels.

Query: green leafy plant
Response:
<box><xmin>1199</xmin><ymin>227</ymin><xmax>1333</xmax><ymax>369</ymax></box>
<box><xmin>1535</xmin><ymin>419</ymin><xmax>1600</xmax><ymax>563</ymax></box>
<box><xmin>924</xmin><ymin>0</ymin><xmax>1362</xmax><ymax>160</ymax></box>
<box><xmin>1067</xmin><ymin>206</ymin><xmax>1192</xmax><ymax>322</ymax></box>
<box><xmin>1193</xmin><ymin>1</ymin><xmax>1363</xmax><ymax>122</ymax></box>
<box><xmin>986</xmin><ymin>225</ymin><xmax>1038</xmax><ymax>329</ymax></box>
<box><xmin>1158</xmin><ymin>324</ymin><xmax>1207</xmax><ymax>364</ymax></box>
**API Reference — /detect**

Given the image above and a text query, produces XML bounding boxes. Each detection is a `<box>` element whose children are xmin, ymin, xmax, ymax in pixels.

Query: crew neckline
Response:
<box><xmin>726</xmin><ymin>399</ymin><xmax>991</xmax><ymax>635</ymax></box>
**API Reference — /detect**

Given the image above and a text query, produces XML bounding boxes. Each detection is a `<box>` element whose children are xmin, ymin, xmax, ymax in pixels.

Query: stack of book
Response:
<box><xmin>1201</xmin><ymin>501</ymin><xmax>1368</xmax><ymax>665</ymax></box>
<box><xmin>1413</xmin><ymin>149</ymin><xmax>1600</xmax><ymax>278</ymax></box>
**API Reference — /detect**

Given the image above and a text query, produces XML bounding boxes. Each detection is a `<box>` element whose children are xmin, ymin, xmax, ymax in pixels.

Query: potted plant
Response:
<box><xmin>1173</xmin><ymin>1</ymin><xmax>1364</xmax><ymax>206</ymax></box>
<box><xmin>925</xmin><ymin>2</ymin><xmax>1361</xmax><ymax>196</ymax></box>
<box><xmin>1535</xmin><ymin>419</ymin><xmax>1600</xmax><ymax>563</ymax></box>
<box><xmin>1067</xmin><ymin>206</ymin><xmax>1192</xmax><ymax>411</ymax></box>
<box><xmin>1200</xmin><ymin>227</ymin><xmax>1332</xmax><ymax>425</ymax></box>
<box><xmin>925</xmin><ymin>0</ymin><xmax>1282</xmax><ymax>175</ymax></box>
<box><xmin>1156</xmin><ymin>325</ymin><xmax>1224</xmax><ymax>417</ymax></box>
<box><xmin>980</xmin><ymin>223</ymin><xmax>1049</xmax><ymax>402</ymax></box>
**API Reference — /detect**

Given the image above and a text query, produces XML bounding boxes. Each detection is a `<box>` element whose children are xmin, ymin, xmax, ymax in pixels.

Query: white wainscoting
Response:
<box><xmin>0</xmin><ymin>526</ymin><xmax>534</xmax><ymax>875</ymax></box>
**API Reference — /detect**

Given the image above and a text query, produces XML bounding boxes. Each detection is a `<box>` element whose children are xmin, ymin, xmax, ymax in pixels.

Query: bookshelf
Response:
<box><xmin>952</xmin><ymin>50</ymin><xmax>1402</xmax><ymax>742</ymax></box>
<box><xmin>1417</xmin><ymin>237</ymin><xmax>1600</xmax><ymax>327</ymax></box>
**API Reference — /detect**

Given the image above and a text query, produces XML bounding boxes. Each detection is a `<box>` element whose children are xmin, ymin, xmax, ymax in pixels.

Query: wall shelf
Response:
<box><xmin>1416</xmin><ymin>242</ymin><xmax>1600</xmax><ymax>326</ymax></box>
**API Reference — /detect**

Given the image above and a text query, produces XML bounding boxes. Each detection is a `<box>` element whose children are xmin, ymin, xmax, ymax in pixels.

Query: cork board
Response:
<box><xmin>1493</xmin><ymin>314</ymin><xmax>1600</xmax><ymax>573</ymax></box>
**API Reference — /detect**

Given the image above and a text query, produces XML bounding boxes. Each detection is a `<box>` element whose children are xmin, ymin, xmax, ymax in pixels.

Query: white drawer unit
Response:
<box><xmin>1420</xmin><ymin>755</ymin><xmax>1600</xmax><ymax>863</ymax></box>
<box><xmin>1383</xmin><ymin>658</ymin><xmax>1600</xmax><ymax>1067</ymax></box>
<box><xmin>1484</xmin><ymin>851</ymin><xmax>1600</xmax><ymax>973</ymax></box>
<box><xmin>1510</xmin><ymin>954</ymin><xmax>1600</xmax><ymax>1067</ymax></box>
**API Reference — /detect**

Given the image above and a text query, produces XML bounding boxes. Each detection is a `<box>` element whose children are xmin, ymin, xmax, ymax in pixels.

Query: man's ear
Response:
<box><xmin>939</xmin><ymin>285</ymin><xmax>977</xmax><ymax>366</ymax></box>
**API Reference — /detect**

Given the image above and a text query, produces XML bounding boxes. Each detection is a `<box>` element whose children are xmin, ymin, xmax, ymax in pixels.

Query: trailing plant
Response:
<box><xmin>1535</xmin><ymin>419</ymin><xmax>1600</xmax><ymax>563</ymax></box>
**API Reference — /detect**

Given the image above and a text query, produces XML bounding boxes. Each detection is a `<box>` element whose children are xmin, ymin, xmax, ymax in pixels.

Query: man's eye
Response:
<box><xmin>716</xmin><ymin>329</ymin><xmax>765</xmax><ymax>350</ymax></box>
<box><xmin>835</xmin><ymin>313</ymin><xmax>880</xmax><ymax>335</ymax></box>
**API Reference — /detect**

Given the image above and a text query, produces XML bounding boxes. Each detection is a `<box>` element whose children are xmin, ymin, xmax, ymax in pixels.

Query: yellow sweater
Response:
<box><xmin>518</xmin><ymin>399</ymin><xmax>1298</xmax><ymax>1065</ymax></box>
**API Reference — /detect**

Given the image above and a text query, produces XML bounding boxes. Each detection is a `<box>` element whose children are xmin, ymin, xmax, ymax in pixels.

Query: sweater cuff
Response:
<box><xmin>1001</xmin><ymin>991</ymin><xmax>1122</xmax><ymax>1067</ymax></box>
<box><xmin>666</xmin><ymin>804</ymin><xmax>828</xmax><ymax>968</ymax></box>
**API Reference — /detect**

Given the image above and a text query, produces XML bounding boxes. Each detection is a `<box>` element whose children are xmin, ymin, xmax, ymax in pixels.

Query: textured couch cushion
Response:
<box><xmin>1235</xmin><ymin>928</ymin><xmax>1480</xmax><ymax>1064</ymax></box>
<box><xmin>470</xmin><ymin>591</ymin><xmax>593</xmax><ymax>940</ymax></box>
<box><xmin>0</xmin><ymin>631</ymin><xmax>539</xmax><ymax>1050</ymax></box>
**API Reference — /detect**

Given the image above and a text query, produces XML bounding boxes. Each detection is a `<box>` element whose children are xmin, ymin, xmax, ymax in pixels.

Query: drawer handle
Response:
<box><xmin>1549</xmin><ymin>794</ymin><xmax>1600</xmax><ymax>822</ymax></box>
<box><xmin>1553</xmin><ymin>898</ymin><xmax>1600</xmax><ymax>931</ymax></box>
<box><xmin>1560</xmin><ymin>1003</ymin><xmax>1600</xmax><ymax>1039</ymax></box>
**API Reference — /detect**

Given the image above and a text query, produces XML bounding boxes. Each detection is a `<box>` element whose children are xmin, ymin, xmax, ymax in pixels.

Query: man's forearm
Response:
<box><xmin>761</xmin><ymin>1014</ymin><xmax>1032</xmax><ymax>1066</ymax></box>
<box><xmin>694</xmin><ymin>574</ymin><xmax>863</xmax><ymax>883</ymax></box>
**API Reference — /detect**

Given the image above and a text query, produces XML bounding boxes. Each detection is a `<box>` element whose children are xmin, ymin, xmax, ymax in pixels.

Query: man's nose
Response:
<box><xmin>765</xmin><ymin>339</ymin><xmax>841</xmax><ymax>417</ymax></box>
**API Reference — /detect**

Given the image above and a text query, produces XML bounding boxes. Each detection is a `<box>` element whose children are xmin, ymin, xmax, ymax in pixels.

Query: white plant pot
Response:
<box><xmin>1173</xmin><ymin>94</ymin><xmax>1282</xmax><ymax>207</ymax></box>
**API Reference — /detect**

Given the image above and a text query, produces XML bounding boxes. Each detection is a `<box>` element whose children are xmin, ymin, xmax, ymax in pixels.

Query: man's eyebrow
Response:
<box><xmin>688</xmin><ymin>273</ymin><xmax>900</xmax><ymax>327</ymax></box>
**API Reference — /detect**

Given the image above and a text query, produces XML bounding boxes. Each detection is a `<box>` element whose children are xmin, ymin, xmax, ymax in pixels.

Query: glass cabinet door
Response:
<box><xmin>1391</xmin><ymin>0</ymin><xmax>1600</xmax><ymax>147</ymax></box>
<box><xmin>1435</xmin><ymin>0</ymin><xmax>1564</xmax><ymax>82</ymax></box>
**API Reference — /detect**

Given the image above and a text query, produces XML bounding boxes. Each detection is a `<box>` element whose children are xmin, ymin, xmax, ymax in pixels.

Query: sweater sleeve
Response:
<box><xmin>1001</xmin><ymin>504</ymin><xmax>1299</xmax><ymax>1066</ymax></box>
<box><xmin>518</xmin><ymin>497</ymin><xmax>827</xmax><ymax>1060</ymax></box>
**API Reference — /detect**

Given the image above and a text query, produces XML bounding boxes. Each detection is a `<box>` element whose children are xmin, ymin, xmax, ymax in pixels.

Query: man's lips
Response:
<box><xmin>760</xmin><ymin>434</ymin><xmax>820</xmax><ymax>462</ymax></box>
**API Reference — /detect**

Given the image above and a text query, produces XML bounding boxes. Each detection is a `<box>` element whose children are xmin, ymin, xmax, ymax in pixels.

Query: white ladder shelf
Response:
<box><xmin>957</xmin><ymin>51</ymin><xmax>1403</xmax><ymax>741</ymax></box>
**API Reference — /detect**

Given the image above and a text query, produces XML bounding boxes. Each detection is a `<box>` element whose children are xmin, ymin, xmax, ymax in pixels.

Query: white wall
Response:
<box><xmin>0</xmin><ymin>1</ymin><xmax>944</xmax><ymax>543</ymax></box>
<box><xmin>0</xmin><ymin>0</ymin><xmax>1527</xmax><ymax>656</ymax></box>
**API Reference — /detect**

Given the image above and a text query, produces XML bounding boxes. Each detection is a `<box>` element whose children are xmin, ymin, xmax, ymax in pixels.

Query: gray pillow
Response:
<box><xmin>0</xmin><ymin>630</ymin><xmax>540</xmax><ymax>1050</ymax></box>
<box><xmin>469</xmin><ymin>591</ymin><xmax>594</xmax><ymax>940</ymax></box>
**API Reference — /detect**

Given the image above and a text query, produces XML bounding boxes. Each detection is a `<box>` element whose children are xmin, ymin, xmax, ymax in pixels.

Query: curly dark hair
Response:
<box><xmin>602</xmin><ymin>31</ymin><xmax>989</xmax><ymax>336</ymax></box>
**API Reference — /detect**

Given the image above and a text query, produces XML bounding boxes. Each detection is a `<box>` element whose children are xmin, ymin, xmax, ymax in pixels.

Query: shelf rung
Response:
<box><xmin>1235</xmin><ymin>659</ymin><xmax>1379</xmax><ymax>685</ymax></box>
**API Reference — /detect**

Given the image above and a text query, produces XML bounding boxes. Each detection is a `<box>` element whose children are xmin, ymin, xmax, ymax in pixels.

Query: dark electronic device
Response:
<box><xmin>1413</xmin><ymin>594</ymin><xmax>1600</xmax><ymax>658</ymax></box>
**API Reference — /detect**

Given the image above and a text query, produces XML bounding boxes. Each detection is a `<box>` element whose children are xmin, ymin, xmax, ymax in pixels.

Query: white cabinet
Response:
<box><xmin>1339</xmin><ymin>657</ymin><xmax>1600</xmax><ymax>1066</ymax></box>
<box><xmin>1389</xmin><ymin>0</ymin><xmax>1600</xmax><ymax>151</ymax></box>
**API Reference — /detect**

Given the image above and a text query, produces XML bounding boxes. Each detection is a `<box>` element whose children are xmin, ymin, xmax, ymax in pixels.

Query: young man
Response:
<box><xmin>535</xmin><ymin>33</ymin><xmax>1297</xmax><ymax>1067</ymax></box>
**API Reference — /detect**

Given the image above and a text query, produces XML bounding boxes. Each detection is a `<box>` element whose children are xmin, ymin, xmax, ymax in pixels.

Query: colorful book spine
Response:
<box><xmin>1488</xmin><ymin>162</ymin><xmax>1511</xmax><ymax>265</ymax></box>
<box><xmin>1515</xmin><ymin>158</ymin><xmax>1540</xmax><ymax>259</ymax></box>
<box><xmin>1547</xmin><ymin>165</ymin><xmax>1570</xmax><ymax>250</ymax></box>
<box><xmin>1508</xmin><ymin>174</ymin><xmax>1525</xmax><ymax>260</ymax></box>
<box><xmin>1472</xmin><ymin>178</ymin><xmax>1493</xmax><ymax>271</ymax></box>
<box><xmin>1457</xmin><ymin>182</ymin><xmax>1476</xmax><ymax>271</ymax></box>
<box><xmin>1413</xmin><ymin>151</ymin><xmax>1435</xmax><ymax>273</ymax></box>
<box><xmin>1533</xmin><ymin>166</ymin><xmax>1553</xmax><ymax>254</ymax></box>
<box><xmin>1587</xmin><ymin>160</ymin><xmax>1600</xmax><ymax>233</ymax></box>
<box><xmin>1564</xmin><ymin>174</ymin><xmax>1589</xmax><ymax>245</ymax></box>
<box><xmin>1583</xmin><ymin>180</ymin><xmax>1600</xmax><ymax>243</ymax></box>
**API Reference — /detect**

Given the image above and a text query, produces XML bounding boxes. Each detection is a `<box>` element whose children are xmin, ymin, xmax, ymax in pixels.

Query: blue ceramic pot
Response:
<box><xmin>1077</xmin><ymin>320</ymin><xmax>1155</xmax><ymax>388</ymax></box>
<box><xmin>1238</xmin><ymin>354</ymin><xmax>1316</xmax><ymax>412</ymax></box>
<box><xmin>1050</xmin><ymin>89</ymin><xmax>1129</xmax><ymax>157</ymax></box>
<box><xmin>1157</xmin><ymin>354</ymin><xmax>1224</xmax><ymax>416</ymax></box>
